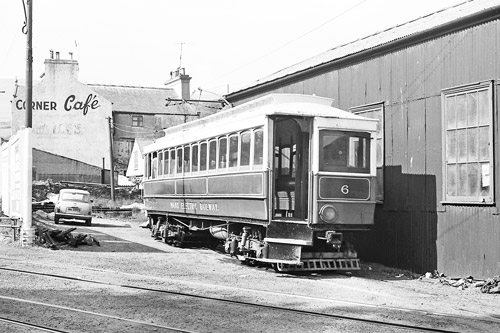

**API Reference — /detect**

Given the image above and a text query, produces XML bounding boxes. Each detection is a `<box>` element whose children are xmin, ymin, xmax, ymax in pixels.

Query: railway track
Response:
<box><xmin>0</xmin><ymin>265</ymin><xmax>482</xmax><ymax>333</ymax></box>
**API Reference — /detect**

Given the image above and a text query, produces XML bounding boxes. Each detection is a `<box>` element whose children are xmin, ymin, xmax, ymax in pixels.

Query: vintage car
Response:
<box><xmin>54</xmin><ymin>189</ymin><xmax>93</xmax><ymax>226</ymax></box>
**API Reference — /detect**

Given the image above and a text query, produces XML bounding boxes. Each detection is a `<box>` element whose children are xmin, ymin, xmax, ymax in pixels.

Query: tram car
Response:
<box><xmin>142</xmin><ymin>94</ymin><xmax>378</xmax><ymax>271</ymax></box>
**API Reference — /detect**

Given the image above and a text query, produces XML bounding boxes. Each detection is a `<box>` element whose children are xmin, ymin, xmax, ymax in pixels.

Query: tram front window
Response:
<box><xmin>320</xmin><ymin>130</ymin><xmax>370</xmax><ymax>173</ymax></box>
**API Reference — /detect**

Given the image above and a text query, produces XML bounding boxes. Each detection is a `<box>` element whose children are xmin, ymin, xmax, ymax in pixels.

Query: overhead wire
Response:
<box><xmin>202</xmin><ymin>0</ymin><xmax>370</xmax><ymax>90</ymax></box>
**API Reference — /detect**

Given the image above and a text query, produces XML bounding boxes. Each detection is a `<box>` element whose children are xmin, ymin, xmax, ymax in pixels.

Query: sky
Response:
<box><xmin>0</xmin><ymin>0</ymin><xmax>473</xmax><ymax>97</ymax></box>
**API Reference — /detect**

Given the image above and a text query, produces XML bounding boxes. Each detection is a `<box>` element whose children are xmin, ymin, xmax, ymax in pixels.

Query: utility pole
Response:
<box><xmin>21</xmin><ymin>0</ymin><xmax>34</xmax><ymax>245</ymax></box>
<box><xmin>25</xmin><ymin>0</ymin><xmax>33</xmax><ymax>128</ymax></box>
<box><xmin>107</xmin><ymin>116</ymin><xmax>115</xmax><ymax>203</ymax></box>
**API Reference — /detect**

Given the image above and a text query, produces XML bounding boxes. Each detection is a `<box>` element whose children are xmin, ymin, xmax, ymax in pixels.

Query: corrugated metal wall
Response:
<box><xmin>230</xmin><ymin>20</ymin><xmax>500</xmax><ymax>277</ymax></box>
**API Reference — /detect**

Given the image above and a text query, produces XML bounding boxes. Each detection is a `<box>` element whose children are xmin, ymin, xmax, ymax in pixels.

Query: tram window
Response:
<box><xmin>209</xmin><ymin>140</ymin><xmax>217</xmax><ymax>170</ymax></box>
<box><xmin>229</xmin><ymin>134</ymin><xmax>239</xmax><ymax>169</ymax></box>
<box><xmin>319</xmin><ymin>130</ymin><xmax>370</xmax><ymax>173</ymax></box>
<box><xmin>218</xmin><ymin>137</ymin><xmax>228</xmax><ymax>170</ymax></box>
<box><xmin>158</xmin><ymin>151</ymin><xmax>163</xmax><ymax>176</ymax></box>
<box><xmin>170</xmin><ymin>149</ymin><xmax>176</xmax><ymax>176</ymax></box>
<box><xmin>184</xmin><ymin>146</ymin><xmax>191</xmax><ymax>173</ymax></box>
<box><xmin>240</xmin><ymin>131</ymin><xmax>251</xmax><ymax>169</ymax></box>
<box><xmin>280</xmin><ymin>147</ymin><xmax>291</xmax><ymax>176</ymax></box>
<box><xmin>200</xmin><ymin>142</ymin><xmax>208</xmax><ymax>172</ymax></box>
<box><xmin>192</xmin><ymin>144</ymin><xmax>199</xmax><ymax>172</ymax></box>
<box><xmin>253</xmin><ymin>128</ymin><xmax>264</xmax><ymax>169</ymax></box>
<box><xmin>163</xmin><ymin>150</ymin><xmax>169</xmax><ymax>175</ymax></box>
<box><xmin>152</xmin><ymin>152</ymin><xmax>158</xmax><ymax>179</ymax></box>
<box><xmin>176</xmin><ymin>147</ymin><xmax>183</xmax><ymax>174</ymax></box>
<box><xmin>146</xmin><ymin>153</ymin><xmax>151</xmax><ymax>178</ymax></box>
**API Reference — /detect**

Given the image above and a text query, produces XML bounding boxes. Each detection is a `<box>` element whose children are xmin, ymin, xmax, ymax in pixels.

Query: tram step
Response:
<box><xmin>280</xmin><ymin>258</ymin><xmax>360</xmax><ymax>272</ymax></box>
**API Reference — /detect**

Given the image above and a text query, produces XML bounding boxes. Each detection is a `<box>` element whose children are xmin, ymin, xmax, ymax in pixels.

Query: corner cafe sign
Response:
<box><xmin>15</xmin><ymin>93</ymin><xmax>101</xmax><ymax>115</ymax></box>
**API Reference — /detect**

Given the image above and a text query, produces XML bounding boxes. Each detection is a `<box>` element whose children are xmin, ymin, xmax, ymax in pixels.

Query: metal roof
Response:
<box><xmin>230</xmin><ymin>0</ymin><xmax>500</xmax><ymax>95</ymax></box>
<box><xmin>88</xmin><ymin>84</ymin><xmax>191</xmax><ymax>115</ymax></box>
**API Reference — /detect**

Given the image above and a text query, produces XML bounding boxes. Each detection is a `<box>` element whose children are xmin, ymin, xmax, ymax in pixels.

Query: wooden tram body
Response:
<box><xmin>143</xmin><ymin>94</ymin><xmax>378</xmax><ymax>271</ymax></box>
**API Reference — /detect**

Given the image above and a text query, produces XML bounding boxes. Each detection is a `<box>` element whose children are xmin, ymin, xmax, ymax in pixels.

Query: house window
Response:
<box><xmin>442</xmin><ymin>82</ymin><xmax>493</xmax><ymax>204</ymax></box>
<box><xmin>351</xmin><ymin>103</ymin><xmax>384</xmax><ymax>202</ymax></box>
<box><xmin>132</xmin><ymin>115</ymin><xmax>143</xmax><ymax>127</ymax></box>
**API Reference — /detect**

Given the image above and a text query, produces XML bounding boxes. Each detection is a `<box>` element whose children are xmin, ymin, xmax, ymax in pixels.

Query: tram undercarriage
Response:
<box><xmin>148</xmin><ymin>214</ymin><xmax>360</xmax><ymax>273</ymax></box>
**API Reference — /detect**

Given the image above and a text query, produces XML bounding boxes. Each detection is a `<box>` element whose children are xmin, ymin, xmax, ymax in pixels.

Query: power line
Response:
<box><xmin>203</xmin><ymin>0</ymin><xmax>370</xmax><ymax>89</ymax></box>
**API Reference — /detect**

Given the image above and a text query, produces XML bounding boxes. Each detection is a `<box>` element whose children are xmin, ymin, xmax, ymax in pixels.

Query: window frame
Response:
<box><xmin>132</xmin><ymin>115</ymin><xmax>143</xmax><ymax>127</ymax></box>
<box><xmin>441</xmin><ymin>81</ymin><xmax>494</xmax><ymax>205</ymax></box>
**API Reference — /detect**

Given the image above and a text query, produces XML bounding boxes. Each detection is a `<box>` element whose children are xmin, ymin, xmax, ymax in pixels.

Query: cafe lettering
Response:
<box><xmin>15</xmin><ymin>93</ymin><xmax>101</xmax><ymax>115</ymax></box>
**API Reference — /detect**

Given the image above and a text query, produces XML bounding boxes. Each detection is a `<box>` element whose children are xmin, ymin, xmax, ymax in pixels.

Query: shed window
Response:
<box><xmin>352</xmin><ymin>103</ymin><xmax>384</xmax><ymax>202</ymax></box>
<box><xmin>442</xmin><ymin>82</ymin><xmax>493</xmax><ymax>204</ymax></box>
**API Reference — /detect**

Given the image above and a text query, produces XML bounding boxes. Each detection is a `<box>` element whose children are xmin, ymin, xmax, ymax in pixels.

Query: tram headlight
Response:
<box><xmin>319</xmin><ymin>204</ymin><xmax>338</xmax><ymax>223</ymax></box>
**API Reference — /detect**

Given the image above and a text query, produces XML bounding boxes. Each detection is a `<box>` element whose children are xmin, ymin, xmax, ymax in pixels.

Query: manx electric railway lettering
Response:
<box><xmin>142</xmin><ymin>94</ymin><xmax>378</xmax><ymax>272</ymax></box>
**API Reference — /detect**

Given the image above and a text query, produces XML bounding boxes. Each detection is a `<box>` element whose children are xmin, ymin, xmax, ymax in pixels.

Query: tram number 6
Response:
<box><xmin>341</xmin><ymin>184</ymin><xmax>349</xmax><ymax>195</ymax></box>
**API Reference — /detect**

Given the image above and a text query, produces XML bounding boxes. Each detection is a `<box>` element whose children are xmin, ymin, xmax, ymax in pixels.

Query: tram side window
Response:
<box><xmin>240</xmin><ymin>131</ymin><xmax>251</xmax><ymax>170</ymax></box>
<box><xmin>229</xmin><ymin>134</ymin><xmax>239</xmax><ymax>170</ymax></box>
<box><xmin>158</xmin><ymin>151</ymin><xmax>163</xmax><ymax>177</ymax></box>
<box><xmin>163</xmin><ymin>150</ymin><xmax>170</xmax><ymax>175</ymax></box>
<box><xmin>151</xmin><ymin>152</ymin><xmax>158</xmax><ymax>179</ymax></box>
<box><xmin>146</xmin><ymin>153</ymin><xmax>151</xmax><ymax>178</ymax></box>
<box><xmin>192</xmin><ymin>143</ymin><xmax>199</xmax><ymax>173</ymax></box>
<box><xmin>170</xmin><ymin>149</ymin><xmax>176</xmax><ymax>176</ymax></box>
<box><xmin>176</xmin><ymin>147</ymin><xmax>183</xmax><ymax>174</ymax></box>
<box><xmin>184</xmin><ymin>146</ymin><xmax>191</xmax><ymax>174</ymax></box>
<box><xmin>218</xmin><ymin>137</ymin><xmax>228</xmax><ymax>170</ymax></box>
<box><xmin>253</xmin><ymin>128</ymin><xmax>264</xmax><ymax>169</ymax></box>
<box><xmin>209</xmin><ymin>140</ymin><xmax>217</xmax><ymax>171</ymax></box>
<box><xmin>200</xmin><ymin>142</ymin><xmax>208</xmax><ymax>172</ymax></box>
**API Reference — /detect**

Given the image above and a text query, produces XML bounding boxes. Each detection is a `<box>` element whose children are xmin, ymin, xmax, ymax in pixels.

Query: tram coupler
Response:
<box><xmin>325</xmin><ymin>231</ymin><xmax>343</xmax><ymax>249</ymax></box>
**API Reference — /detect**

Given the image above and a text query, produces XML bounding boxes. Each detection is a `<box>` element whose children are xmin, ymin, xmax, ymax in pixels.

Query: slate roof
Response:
<box><xmin>229</xmin><ymin>0</ymin><xmax>500</xmax><ymax>95</ymax></box>
<box><xmin>88</xmin><ymin>84</ymin><xmax>191</xmax><ymax>115</ymax></box>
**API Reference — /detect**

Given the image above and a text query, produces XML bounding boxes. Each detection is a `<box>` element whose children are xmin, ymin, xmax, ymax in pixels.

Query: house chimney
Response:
<box><xmin>43</xmin><ymin>50</ymin><xmax>79</xmax><ymax>80</ymax></box>
<box><xmin>164</xmin><ymin>67</ymin><xmax>191</xmax><ymax>100</ymax></box>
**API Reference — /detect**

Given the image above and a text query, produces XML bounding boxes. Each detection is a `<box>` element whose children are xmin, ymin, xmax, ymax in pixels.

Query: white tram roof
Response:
<box><xmin>144</xmin><ymin>94</ymin><xmax>377</xmax><ymax>153</ymax></box>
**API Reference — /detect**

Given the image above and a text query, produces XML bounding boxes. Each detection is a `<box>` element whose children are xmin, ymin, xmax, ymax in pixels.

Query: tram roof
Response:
<box><xmin>145</xmin><ymin>94</ymin><xmax>376</xmax><ymax>153</ymax></box>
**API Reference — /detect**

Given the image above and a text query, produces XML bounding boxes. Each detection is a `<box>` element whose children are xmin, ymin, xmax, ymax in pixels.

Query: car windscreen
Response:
<box><xmin>60</xmin><ymin>192</ymin><xmax>90</xmax><ymax>202</ymax></box>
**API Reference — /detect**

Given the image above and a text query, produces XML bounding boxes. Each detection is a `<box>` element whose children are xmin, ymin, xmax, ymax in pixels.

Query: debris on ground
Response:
<box><xmin>479</xmin><ymin>276</ymin><xmax>500</xmax><ymax>294</ymax></box>
<box><xmin>32</xmin><ymin>210</ymin><xmax>100</xmax><ymax>250</ymax></box>
<box><xmin>34</xmin><ymin>224</ymin><xmax>100</xmax><ymax>250</ymax></box>
<box><xmin>420</xmin><ymin>270</ymin><xmax>500</xmax><ymax>294</ymax></box>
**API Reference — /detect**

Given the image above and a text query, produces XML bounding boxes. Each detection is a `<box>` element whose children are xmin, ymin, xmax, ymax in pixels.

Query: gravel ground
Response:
<box><xmin>0</xmin><ymin>214</ymin><xmax>499</xmax><ymax>332</ymax></box>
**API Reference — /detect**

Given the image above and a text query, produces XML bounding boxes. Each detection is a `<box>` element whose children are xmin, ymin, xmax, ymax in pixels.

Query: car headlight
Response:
<box><xmin>319</xmin><ymin>204</ymin><xmax>338</xmax><ymax>223</ymax></box>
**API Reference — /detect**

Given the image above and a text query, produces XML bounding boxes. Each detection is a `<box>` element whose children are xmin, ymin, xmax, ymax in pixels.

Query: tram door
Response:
<box><xmin>272</xmin><ymin>117</ymin><xmax>310</xmax><ymax>220</ymax></box>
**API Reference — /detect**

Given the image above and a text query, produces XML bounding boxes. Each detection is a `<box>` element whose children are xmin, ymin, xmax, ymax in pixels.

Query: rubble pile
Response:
<box><xmin>35</xmin><ymin>224</ymin><xmax>100</xmax><ymax>250</ymax></box>
<box><xmin>421</xmin><ymin>270</ymin><xmax>500</xmax><ymax>294</ymax></box>
<box><xmin>32</xmin><ymin>210</ymin><xmax>100</xmax><ymax>250</ymax></box>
